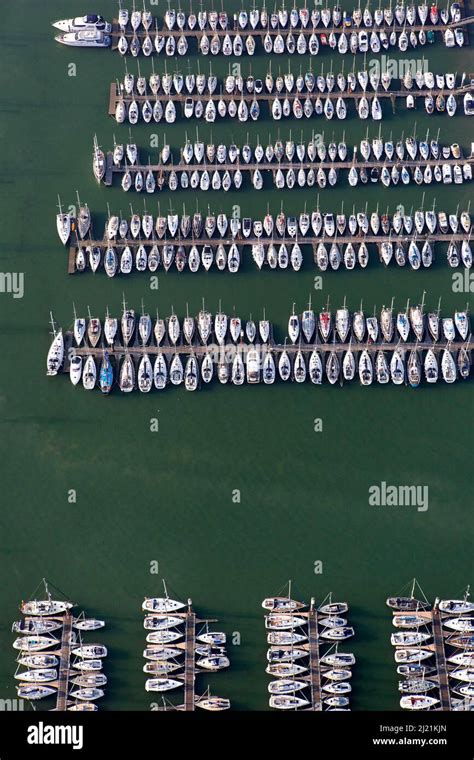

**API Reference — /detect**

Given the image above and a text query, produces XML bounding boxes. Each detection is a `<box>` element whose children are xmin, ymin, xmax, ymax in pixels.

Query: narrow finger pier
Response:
<box><xmin>263</xmin><ymin>582</ymin><xmax>355</xmax><ymax>711</ymax></box>
<box><xmin>142</xmin><ymin>580</ymin><xmax>230</xmax><ymax>711</ymax></box>
<box><xmin>387</xmin><ymin>579</ymin><xmax>474</xmax><ymax>711</ymax></box>
<box><xmin>12</xmin><ymin>578</ymin><xmax>108</xmax><ymax>711</ymax></box>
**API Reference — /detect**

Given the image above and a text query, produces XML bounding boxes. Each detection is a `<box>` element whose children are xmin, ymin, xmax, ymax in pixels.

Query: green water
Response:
<box><xmin>0</xmin><ymin>0</ymin><xmax>473</xmax><ymax>711</ymax></box>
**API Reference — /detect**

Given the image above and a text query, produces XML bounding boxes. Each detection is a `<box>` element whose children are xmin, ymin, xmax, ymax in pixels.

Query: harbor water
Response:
<box><xmin>0</xmin><ymin>0</ymin><xmax>473</xmax><ymax>710</ymax></box>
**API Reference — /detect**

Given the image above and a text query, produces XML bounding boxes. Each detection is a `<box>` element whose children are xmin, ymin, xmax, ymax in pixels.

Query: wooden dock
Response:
<box><xmin>108</xmin><ymin>81</ymin><xmax>474</xmax><ymax>118</ymax></box>
<box><xmin>62</xmin><ymin>329</ymin><xmax>473</xmax><ymax>371</ymax></box>
<box><xmin>307</xmin><ymin>606</ymin><xmax>323</xmax><ymax>711</ymax></box>
<box><xmin>184</xmin><ymin>610</ymin><xmax>196</xmax><ymax>711</ymax></box>
<box><xmin>110</xmin><ymin>15</ymin><xmax>474</xmax><ymax>42</ymax></box>
<box><xmin>67</xmin><ymin>230</ymin><xmax>470</xmax><ymax>275</ymax></box>
<box><xmin>431</xmin><ymin>609</ymin><xmax>452</xmax><ymax>711</ymax></box>
<box><xmin>142</xmin><ymin>598</ymin><xmax>225</xmax><ymax>712</ymax></box>
<box><xmin>105</xmin><ymin>154</ymin><xmax>474</xmax><ymax>182</ymax></box>
<box><xmin>55</xmin><ymin>614</ymin><xmax>73</xmax><ymax>712</ymax></box>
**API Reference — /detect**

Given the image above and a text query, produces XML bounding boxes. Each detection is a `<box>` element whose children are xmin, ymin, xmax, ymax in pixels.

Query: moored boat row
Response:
<box><xmin>116</xmin><ymin>67</ymin><xmax>468</xmax><ymax>99</ymax></box>
<box><xmin>110</xmin><ymin>3</ymin><xmax>465</xmax><ymax>34</ymax></box>
<box><xmin>141</xmin><ymin>582</ymin><xmax>230</xmax><ymax>710</ymax></box>
<box><xmin>263</xmin><ymin>584</ymin><xmax>355</xmax><ymax>710</ymax></box>
<box><xmin>99</xmin><ymin>135</ymin><xmax>473</xmax><ymax>193</ymax></box>
<box><xmin>13</xmin><ymin>580</ymin><xmax>107</xmax><ymax>711</ymax></box>
<box><xmin>58</xmin><ymin>203</ymin><xmax>473</xmax><ymax>274</ymax></box>
<box><xmin>58</xmin><ymin>202</ymin><xmax>473</xmax><ymax>245</ymax></box>
<box><xmin>46</xmin><ymin>301</ymin><xmax>472</xmax><ymax>391</ymax></box>
<box><xmin>113</xmin><ymin>65</ymin><xmax>473</xmax><ymax>123</ymax></box>
<box><xmin>388</xmin><ymin>582</ymin><xmax>474</xmax><ymax>711</ymax></box>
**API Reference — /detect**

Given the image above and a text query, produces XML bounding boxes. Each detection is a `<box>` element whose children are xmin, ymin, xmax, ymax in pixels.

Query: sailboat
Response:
<box><xmin>407</xmin><ymin>349</ymin><xmax>422</xmax><ymax>388</ymax></box>
<box><xmin>73</xmin><ymin>305</ymin><xmax>86</xmax><ymax>346</ymax></box>
<box><xmin>20</xmin><ymin>579</ymin><xmax>73</xmax><ymax>616</ymax></box>
<box><xmin>386</xmin><ymin>579</ymin><xmax>430</xmax><ymax>611</ymax></box>
<box><xmin>92</xmin><ymin>135</ymin><xmax>106</xmax><ymax>183</ymax></box>
<box><xmin>56</xmin><ymin>196</ymin><xmax>71</xmax><ymax>245</ymax></box>
<box><xmin>197</xmin><ymin>300</ymin><xmax>212</xmax><ymax>344</ymax></box>
<box><xmin>288</xmin><ymin>304</ymin><xmax>300</xmax><ymax>344</ymax></box>
<box><xmin>153</xmin><ymin>354</ymin><xmax>167</xmax><ymax>390</ymax></box>
<box><xmin>46</xmin><ymin>315</ymin><xmax>64</xmax><ymax>376</ymax></box>
<box><xmin>82</xmin><ymin>355</ymin><xmax>97</xmax><ymax>390</ymax></box>
<box><xmin>119</xmin><ymin>354</ymin><xmax>135</xmax><ymax>392</ymax></box>
<box><xmin>358</xmin><ymin>349</ymin><xmax>373</xmax><ymax>385</ymax></box>
<box><xmin>335</xmin><ymin>300</ymin><xmax>350</xmax><ymax>343</ymax></box>
<box><xmin>121</xmin><ymin>299</ymin><xmax>136</xmax><ymax>345</ymax></box>
<box><xmin>138</xmin><ymin>355</ymin><xmax>153</xmax><ymax>393</ymax></box>
<box><xmin>342</xmin><ymin>347</ymin><xmax>356</xmax><ymax>381</ymax></box>
<box><xmin>184</xmin><ymin>355</ymin><xmax>199</xmax><ymax>391</ymax></box>
<box><xmin>259</xmin><ymin>309</ymin><xmax>270</xmax><ymax>344</ymax></box>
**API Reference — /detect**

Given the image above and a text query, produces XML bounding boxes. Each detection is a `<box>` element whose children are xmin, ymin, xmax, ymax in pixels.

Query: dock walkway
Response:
<box><xmin>63</xmin><ymin>332</ymin><xmax>474</xmax><ymax>367</ymax></box>
<box><xmin>108</xmin><ymin>82</ymin><xmax>474</xmax><ymax>116</ymax></box>
<box><xmin>307</xmin><ymin>608</ymin><xmax>322</xmax><ymax>711</ymax></box>
<box><xmin>184</xmin><ymin>611</ymin><xmax>196</xmax><ymax>711</ymax></box>
<box><xmin>431</xmin><ymin>609</ymin><xmax>451</xmax><ymax>711</ymax></box>
<box><xmin>105</xmin><ymin>154</ymin><xmax>474</xmax><ymax>182</ymax></box>
<box><xmin>55</xmin><ymin>615</ymin><xmax>73</xmax><ymax>712</ymax></box>
<box><xmin>110</xmin><ymin>16</ymin><xmax>474</xmax><ymax>42</ymax></box>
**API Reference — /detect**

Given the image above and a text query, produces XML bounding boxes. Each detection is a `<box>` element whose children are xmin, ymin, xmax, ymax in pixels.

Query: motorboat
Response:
<box><xmin>70</xmin><ymin>355</ymin><xmax>82</xmax><ymax>385</ymax></box>
<box><xmin>53</xmin><ymin>15</ymin><xmax>111</xmax><ymax>33</ymax></box>
<box><xmin>55</xmin><ymin>30</ymin><xmax>111</xmax><ymax>47</ymax></box>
